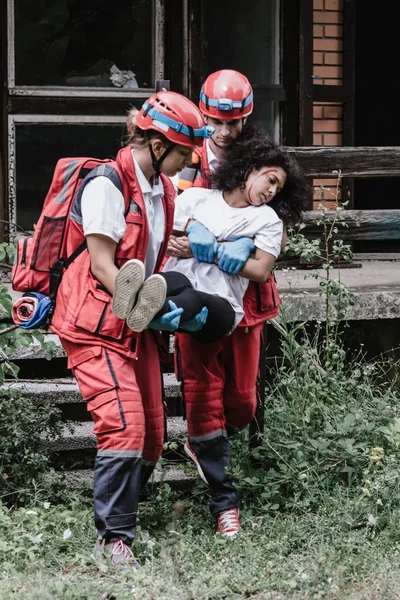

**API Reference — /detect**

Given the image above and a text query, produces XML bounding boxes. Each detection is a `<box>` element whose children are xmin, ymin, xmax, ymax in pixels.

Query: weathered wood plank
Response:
<box><xmin>290</xmin><ymin>147</ymin><xmax>400</xmax><ymax>178</ymax></box>
<box><xmin>302</xmin><ymin>209</ymin><xmax>400</xmax><ymax>240</ymax></box>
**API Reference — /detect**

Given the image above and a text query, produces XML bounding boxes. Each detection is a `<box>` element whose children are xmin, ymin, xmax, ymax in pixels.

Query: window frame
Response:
<box><xmin>7</xmin><ymin>114</ymin><xmax>127</xmax><ymax>233</ymax></box>
<box><xmin>7</xmin><ymin>0</ymin><xmax>165</xmax><ymax>97</ymax></box>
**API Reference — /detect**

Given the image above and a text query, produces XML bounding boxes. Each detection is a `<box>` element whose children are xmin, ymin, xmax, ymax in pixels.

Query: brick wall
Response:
<box><xmin>312</xmin><ymin>0</ymin><xmax>343</xmax><ymax>207</ymax></box>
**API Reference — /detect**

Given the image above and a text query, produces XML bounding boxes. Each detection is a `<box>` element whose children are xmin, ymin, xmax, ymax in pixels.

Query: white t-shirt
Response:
<box><xmin>163</xmin><ymin>187</ymin><xmax>283</xmax><ymax>328</ymax></box>
<box><xmin>80</xmin><ymin>151</ymin><xmax>166</xmax><ymax>278</ymax></box>
<box><xmin>205</xmin><ymin>139</ymin><xmax>218</xmax><ymax>173</ymax></box>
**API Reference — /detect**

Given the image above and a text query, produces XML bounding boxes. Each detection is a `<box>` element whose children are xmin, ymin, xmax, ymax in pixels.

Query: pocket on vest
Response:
<box><xmin>87</xmin><ymin>389</ymin><xmax>126</xmax><ymax>434</ymax></box>
<box><xmin>256</xmin><ymin>279</ymin><xmax>277</xmax><ymax>312</ymax></box>
<box><xmin>75</xmin><ymin>290</ymin><xmax>125</xmax><ymax>339</ymax></box>
<box><xmin>115</xmin><ymin>214</ymin><xmax>143</xmax><ymax>264</ymax></box>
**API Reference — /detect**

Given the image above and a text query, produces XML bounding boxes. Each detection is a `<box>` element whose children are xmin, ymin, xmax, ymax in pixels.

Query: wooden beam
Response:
<box><xmin>290</xmin><ymin>146</ymin><xmax>400</xmax><ymax>178</ymax></box>
<box><xmin>302</xmin><ymin>209</ymin><xmax>400</xmax><ymax>240</ymax></box>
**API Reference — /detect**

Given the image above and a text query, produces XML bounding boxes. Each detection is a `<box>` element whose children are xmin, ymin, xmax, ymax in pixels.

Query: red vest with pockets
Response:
<box><xmin>50</xmin><ymin>145</ymin><xmax>176</xmax><ymax>360</ymax></box>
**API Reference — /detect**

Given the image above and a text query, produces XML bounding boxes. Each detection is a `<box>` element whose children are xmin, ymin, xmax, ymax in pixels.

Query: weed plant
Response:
<box><xmin>0</xmin><ymin>244</ymin><xmax>62</xmax><ymax>506</ymax></box>
<box><xmin>229</xmin><ymin>173</ymin><xmax>400</xmax><ymax>531</ymax></box>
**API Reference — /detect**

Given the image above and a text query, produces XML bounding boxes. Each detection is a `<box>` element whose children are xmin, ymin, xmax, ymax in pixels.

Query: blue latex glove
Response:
<box><xmin>148</xmin><ymin>300</ymin><xmax>183</xmax><ymax>332</ymax></box>
<box><xmin>180</xmin><ymin>306</ymin><xmax>208</xmax><ymax>332</ymax></box>
<box><xmin>187</xmin><ymin>221</ymin><xmax>218</xmax><ymax>263</ymax></box>
<box><xmin>217</xmin><ymin>237</ymin><xmax>255</xmax><ymax>275</ymax></box>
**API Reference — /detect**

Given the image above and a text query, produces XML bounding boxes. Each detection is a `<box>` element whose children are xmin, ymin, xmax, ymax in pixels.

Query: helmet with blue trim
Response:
<box><xmin>136</xmin><ymin>91</ymin><xmax>214</xmax><ymax>148</ymax></box>
<box><xmin>199</xmin><ymin>70</ymin><xmax>254</xmax><ymax>120</ymax></box>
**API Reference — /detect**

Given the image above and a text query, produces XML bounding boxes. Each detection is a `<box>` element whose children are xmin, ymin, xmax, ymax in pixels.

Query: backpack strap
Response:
<box><xmin>49</xmin><ymin>162</ymin><xmax>130</xmax><ymax>301</ymax></box>
<box><xmin>71</xmin><ymin>162</ymin><xmax>129</xmax><ymax>225</ymax></box>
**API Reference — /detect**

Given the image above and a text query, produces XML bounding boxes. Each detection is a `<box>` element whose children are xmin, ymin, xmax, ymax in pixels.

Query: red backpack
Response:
<box><xmin>12</xmin><ymin>157</ymin><xmax>126</xmax><ymax>301</ymax></box>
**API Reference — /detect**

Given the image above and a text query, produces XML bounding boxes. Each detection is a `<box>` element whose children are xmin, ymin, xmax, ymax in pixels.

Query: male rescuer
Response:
<box><xmin>167</xmin><ymin>69</ymin><xmax>283</xmax><ymax>537</ymax></box>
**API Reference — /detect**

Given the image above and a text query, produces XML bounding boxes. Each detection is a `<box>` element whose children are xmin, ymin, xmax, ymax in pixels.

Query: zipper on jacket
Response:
<box><xmin>21</xmin><ymin>237</ymin><xmax>28</xmax><ymax>267</ymax></box>
<box><xmin>255</xmin><ymin>283</ymin><xmax>262</xmax><ymax>312</ymax></box>
<box><xmin>271</xmin><ymin>274</ymin><xmax>277</xmax><ymax>308</ymax></box>
<box><xmin>96</xmin><ymin>304</ymin><xmax>108</xmax><ymax>335</ymax></box>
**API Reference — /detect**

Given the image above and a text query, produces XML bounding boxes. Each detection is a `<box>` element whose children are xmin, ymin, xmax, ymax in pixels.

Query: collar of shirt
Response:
<box><xmin>206</xmin><ymin>139</ymin><xmax>219</xmax><ymax>172</ymax></box>
<box><xmin>132</xmin><ymin>150</ymin><xmax>164</xmax><ymax>198</ymax></box>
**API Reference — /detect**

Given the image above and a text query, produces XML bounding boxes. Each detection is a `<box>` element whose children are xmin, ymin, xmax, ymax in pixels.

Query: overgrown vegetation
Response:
<box><xmin>228</xmin><ymin>174</ymin><xmax>400</xmax><ymax>519</ymax></box>
<box><xmin>0</xmin><ymin>244</ymin><xmax>62</xmax><ymax>506</ymax></box>
<box><xmin>1</xmin><ymin>178</ymin><xmax>400</xmax><ymax>598</ymax></box>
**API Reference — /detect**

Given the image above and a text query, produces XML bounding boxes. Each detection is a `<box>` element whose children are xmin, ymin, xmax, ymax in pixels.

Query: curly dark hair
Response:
<box><xmin>209</xmin><ymin>125</ymin><xmax>310</xmax><ymax>227</ymax></box>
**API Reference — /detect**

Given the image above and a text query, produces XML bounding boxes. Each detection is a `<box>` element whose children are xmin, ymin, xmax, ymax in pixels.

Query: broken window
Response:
<box><xmin>12</xmin><ymin>0</ymin><xmax>153</xmax><ymax>88</ymax></box>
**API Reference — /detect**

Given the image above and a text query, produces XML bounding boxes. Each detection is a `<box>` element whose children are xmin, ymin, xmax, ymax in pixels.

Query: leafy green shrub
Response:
<box><xmin>229</xmin><ymin>175</ymin><xmax>400</xmax><ymax>524</ymax></box>
<box><xmin>0</xmin><ymin>254</ymin><xmax>63</xmax><ymax>506</ymax></box>
<box><xmin>0</xmin><ymin>391</ymin><xmax>64</xmax><ymax>505</ymax></box>
<box><xmin>230</xmin><ymin>322</ymin><xmax>400</xmax><ymax>514</ymax></box>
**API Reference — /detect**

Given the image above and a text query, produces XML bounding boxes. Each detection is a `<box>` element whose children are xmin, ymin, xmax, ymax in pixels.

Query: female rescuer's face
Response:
<box><xmin>151</xmin><ymin>140</ymin><xmax>194</xmax><ymax>177</ymax></box>
<box><xmin>245</xmin><ymin>166</ymin><xmax>287</xmax><ymax>207</ymax></box>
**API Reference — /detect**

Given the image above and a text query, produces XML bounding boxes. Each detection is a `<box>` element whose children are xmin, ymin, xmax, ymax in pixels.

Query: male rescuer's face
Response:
<box><xmin>205</xmin><ymin>116</ymin><xmax>246</xmax><ymax>149</ymax></box>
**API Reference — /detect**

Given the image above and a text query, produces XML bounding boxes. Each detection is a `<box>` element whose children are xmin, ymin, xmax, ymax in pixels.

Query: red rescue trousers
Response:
<box><xmin>62</xmin><ymin>330</ymin><xmax>164</xmax><ymax>545</ymax></box>
<box><xmin>175</xmin><ymin>322</ymin><xmax>264</xmax><ymax>515</ymax></box>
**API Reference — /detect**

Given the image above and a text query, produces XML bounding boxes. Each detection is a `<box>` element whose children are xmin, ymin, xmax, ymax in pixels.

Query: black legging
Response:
<box><xmin>159</xmin><ymin>271</ymin><xmax>235</xmax><ymax>344</ymax></box>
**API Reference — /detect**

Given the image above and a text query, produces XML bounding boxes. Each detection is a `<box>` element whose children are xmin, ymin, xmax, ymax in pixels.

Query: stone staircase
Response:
<box><xmin>5</xmin><ymin>258</ymin><xmax>400</xmax><ymax>491</ymax></box>
<box><xmin>6</xmin><ymin>332</ymin><xmax>196</xmax><ymax>490</ymax></box>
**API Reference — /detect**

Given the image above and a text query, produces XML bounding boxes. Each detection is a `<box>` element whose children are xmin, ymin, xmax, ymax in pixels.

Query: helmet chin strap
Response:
<box><xmin>149</xmin><ymin>142</ymin><xmax>176</xmax><ymax>184</ymax></box>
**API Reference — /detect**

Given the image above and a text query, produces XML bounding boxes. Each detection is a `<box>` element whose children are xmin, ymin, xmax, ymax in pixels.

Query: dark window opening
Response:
<box><xmin>13</xmin><ymin>122</ymin><xmax>126</xmax><ymax>231</ymax></box>
<box><xmin>354</xmin><ymin>0</ymin><xmax>400</xmax><ymax>252</ymax></box>
<box><xmin>13</xmin><ymin>0</ymin><xmax>153</xmax><ymax>88</ymax></box>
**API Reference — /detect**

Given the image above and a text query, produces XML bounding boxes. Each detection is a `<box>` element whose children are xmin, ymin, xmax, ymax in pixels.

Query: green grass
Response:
<box><xmin>2</xmin><ymin>485</ymin><xmax>400</xmax><ymax>600</ymax></box>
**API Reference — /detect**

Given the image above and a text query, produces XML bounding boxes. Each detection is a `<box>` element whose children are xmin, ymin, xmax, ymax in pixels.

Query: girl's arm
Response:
<box><xmin>166</xmin><ymin>234</ymin><xmax>193</xmax><ymax>258</ymax></box>
<box><xmin>86</xmin><ymin>233</ymin><xmax>119</xmax><ymax>295</ymax></box>
<box><xmin>236</xmin><ymin>247</ymin><xmax>277</xmax><ymax>283</ymax></box>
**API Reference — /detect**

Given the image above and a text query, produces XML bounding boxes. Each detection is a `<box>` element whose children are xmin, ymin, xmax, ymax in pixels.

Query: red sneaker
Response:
<box><xmin>184</xmin><ymin>439</ymin><xmax>208</xmax><ymax>483</ymax></box>
<box><xmin>216</xmin><ymin>508</ymin><xmax>240</xmax><ymax>538</ymax></box>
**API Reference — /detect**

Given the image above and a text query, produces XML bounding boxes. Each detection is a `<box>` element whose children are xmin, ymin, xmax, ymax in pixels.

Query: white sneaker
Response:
<box><xmin>112</xmin><ymin>259</ymin><xmax>145</xmax><ymax>319</ymax></box>
<box><xmin>126</xmin><ymin>274</ymin><xmax>167</xmax><ymax>332</ymax></box>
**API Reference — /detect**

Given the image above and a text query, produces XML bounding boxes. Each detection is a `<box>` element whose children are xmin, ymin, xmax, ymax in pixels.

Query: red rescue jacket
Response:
<box><xmin>51</xmin><ymin>146</ymin><xmax>176</xmax><ymax>359</ymax></box>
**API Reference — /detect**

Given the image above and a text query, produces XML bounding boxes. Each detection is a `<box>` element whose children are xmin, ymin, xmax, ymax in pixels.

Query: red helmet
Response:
<box><xmin>136</xmin><ymin>91</ymin><xmax>214</xmax><ymax>148</ymax></box>
<box><xmin>199</xmin><ymin>70</ymin><xmax>254</xmax><ymax>120</ymax></box>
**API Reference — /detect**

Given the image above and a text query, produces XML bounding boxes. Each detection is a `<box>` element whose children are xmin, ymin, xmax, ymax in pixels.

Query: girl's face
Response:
<box><xmin>244</xmin><ymin>166</ymin><xmax>287</xmax><ymax>207</ymax></box>
<box><xmin>158</xmin><ymin>143</ymin><xmax>194</xmax><ymax>177</ymax></box>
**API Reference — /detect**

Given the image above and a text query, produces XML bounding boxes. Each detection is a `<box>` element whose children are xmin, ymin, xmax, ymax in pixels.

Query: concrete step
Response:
<box><xmin>6</xmin><ymin>373</ymin><xmax>181</xmax><ymax>404</ymax></box>
<box><xmin>48</xmin><ymin>416</ymin><xmax>188</xmax><ymax>452</ymax></box>
<box><xmin>7</xmin><ymin>332</ymin><xmax>175</xmax><ymax>361</ymax></box>
<box><xmin>64</xmin><ymin>463</ymin><xmax>195</xmax><ymax>492</ymax></box>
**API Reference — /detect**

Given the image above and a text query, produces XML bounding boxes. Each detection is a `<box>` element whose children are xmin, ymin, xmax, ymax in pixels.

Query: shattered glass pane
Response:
<box><xmin>14</xmin><ymin>0</ymin><xmax>153</xmax><ymax>88</ymax></box>
<box><xmin>15</xmin><ymin>123</ymin><xmax>126</xmax><ymax>230</ymax></box>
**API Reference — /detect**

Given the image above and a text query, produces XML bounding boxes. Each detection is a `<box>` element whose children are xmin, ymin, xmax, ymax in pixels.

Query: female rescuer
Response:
<box><xmin>50</xmin><ymin>91</ymin><xmax>213</xmax><ymax>566</ymax></box>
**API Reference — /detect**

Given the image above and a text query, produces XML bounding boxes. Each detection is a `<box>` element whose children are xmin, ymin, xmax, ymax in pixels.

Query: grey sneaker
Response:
<box><xmin>126</xmin><ymin>274</ymin><xmax>167</xmax><ymax>332</ymax></box>
<box><xmin>94</xmin><ymin>538</ymin><xmax>139</xmax><ymax>568</ymax></box>
<box><xmin>112</xmin><ymin>259</ymin><xmax>145</xmax><ymax>319</ymax></box>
